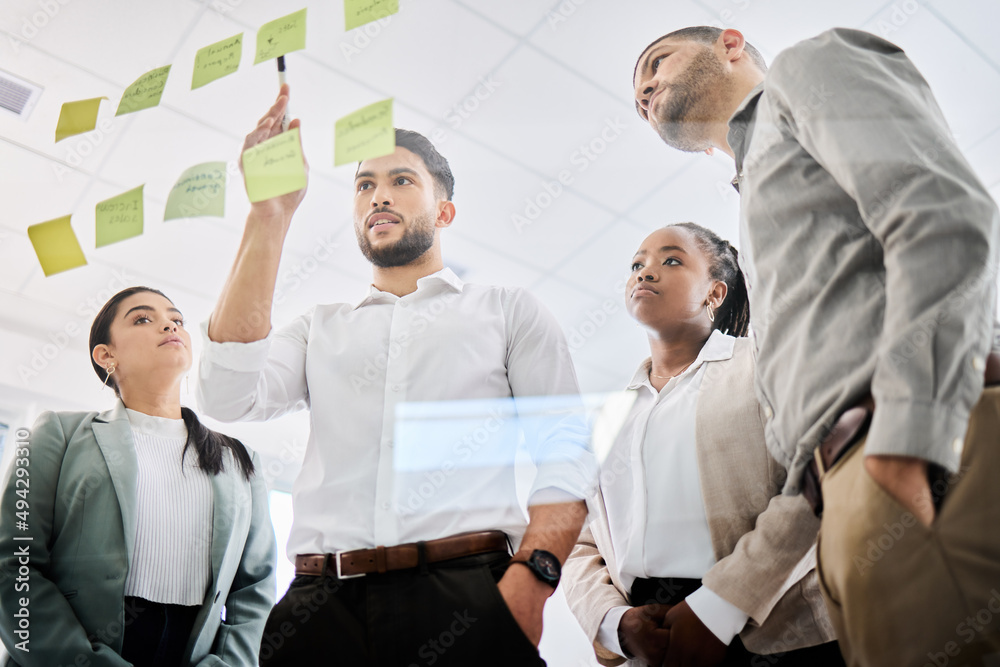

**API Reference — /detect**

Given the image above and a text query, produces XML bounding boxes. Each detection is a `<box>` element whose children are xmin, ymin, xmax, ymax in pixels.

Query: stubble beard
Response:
<box><xmin>356</xmin><ymin>210</ymin><xmax>437</xmax><ymax>268</ymax></box>
<box><xmin>652</xmin><ymin>48</ymin><xmax>733</xmax><ymax>153</ymax></box>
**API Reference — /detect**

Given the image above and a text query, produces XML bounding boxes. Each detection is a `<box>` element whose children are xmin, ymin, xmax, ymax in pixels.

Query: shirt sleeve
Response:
<box><xmin>767</xmin><ymin>28</ymin><xmax>1000</xmax><ymax>470</ymax></box>
<box><xmin>596</xmin><ymin>606</ymin><xmax>631</xmax><ymax>658</ymax></box>
<box><xmin>502</xmin><ymin>289</ymin><xmax>598</xmax><ymax>503</ymax></box>
<box><xmin>195</xmin><ymin>312</ymin><xmax>312</xmax><ymax>423</ymax></box>
<box><xmin>685</xmin><ymin>586</ymin><xmax>750</xmax><ymax>646</ymax></box>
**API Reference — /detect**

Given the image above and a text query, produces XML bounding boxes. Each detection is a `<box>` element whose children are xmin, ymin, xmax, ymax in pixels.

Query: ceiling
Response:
<box><xmin>2</xmin><ymin>0</ymin><xmax>999</xmax><ymax>478</ymax></box>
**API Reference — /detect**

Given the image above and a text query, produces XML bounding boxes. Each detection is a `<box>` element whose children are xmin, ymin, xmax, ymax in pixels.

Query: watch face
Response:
<box><xmin>531</xmin><ymin>551</ymin><xmax>560</xmax><ymax>581</ymax></box>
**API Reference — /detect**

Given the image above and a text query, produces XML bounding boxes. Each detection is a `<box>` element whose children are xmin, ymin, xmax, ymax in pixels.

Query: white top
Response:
<box><xmin>123</xmin><ymin>408</ymin><xmax>214</xmax><ymax>606</ymax></box>
<box><xmin>596</xmin><ymin>331</ymin><xmax>750</xmax><ymax>654</ymax></box>
<box><xmin>197</xmin><ymin>268</ymin><xmax>596</xmax><ymax>560</ymax></box>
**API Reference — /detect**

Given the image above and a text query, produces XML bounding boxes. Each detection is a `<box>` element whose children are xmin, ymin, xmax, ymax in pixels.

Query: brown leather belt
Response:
<box><xmin>802</xmin><ymin>351</ymin><xmax>1000</xmax><ymax>517</ymax></box>
<box><xmin>295</xmin><ymin>530</ymin><xmax>509</xmax><ymax>579</ymax></box>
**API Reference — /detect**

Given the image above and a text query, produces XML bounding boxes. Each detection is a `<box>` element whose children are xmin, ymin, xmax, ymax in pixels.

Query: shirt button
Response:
<box><xmin>381</xmin><ymin>501</ymin><xmax>391</xmax><ymax>510</ymax></box>
<box><xmin>952</xmin><ymin>438</ymin><xmax>964</xmax><ymax>455</ymax></box>
<box><xmin>391</xmin><ymin>384</ymin><xmax>401</xmax><ymax>392</ymax></box>
<box><xmin>973</xmin><ymin>356</ymin><xmax>985</xmax><ymax>371</ymax></box>
<box><xmin>764</xmin><ymin>405</ymin><xmax>773</xmax><ymax>420</ymax></box>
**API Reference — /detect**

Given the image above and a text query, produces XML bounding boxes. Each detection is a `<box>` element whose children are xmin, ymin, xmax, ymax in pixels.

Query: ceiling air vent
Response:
<box><xmin>0</xmin><ymin>69</ymin><xmax>43</xmax><ymax>121</ymax></box>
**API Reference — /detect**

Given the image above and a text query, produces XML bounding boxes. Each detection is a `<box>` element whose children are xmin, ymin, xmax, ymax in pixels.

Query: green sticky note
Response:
<box><xmin>27</xmin><ymin>215</ymin><xmax>87</xmax><ymax>277</ymax></box>
<box><xmin>165</xmin><ymin>162</ymin><xmax>227</xmax><ymax>220</ymax></box>
<box><xmin>95</xmin><ymin>185</ymin><xmax>144</xmax><ymax>247</ymax></box>
<box><xmin>192</xmin><ymin>33</ymin><xmax>243</xmax><ymax>90</ymax></box>
<box><xmin>55</xmin><ymin>97</ymin><xmax>107</xmax><ymax>142</ymax></box>
<box><xmin>242</xmin><ymin>128</ymin><xmax>307</xmax><ymax>202</ymax></box>
<box><xmin>254</xmin><ymin>8</ymin><xmax>307</xmax><ymax>64</ymax></box>
<box><xmin>116</xmin><ymin>65</ymin><xmax>171</xmax><ymax>116</ymax></box>
<box><xmin>345</xmin><ymin>0</ymin><xmax>399</xmax><ymax>31</ymax></box>
<box><xmin>334</xmin><ymin>98</ymin><xmax>395</xmax><ymax>166</ymax></box>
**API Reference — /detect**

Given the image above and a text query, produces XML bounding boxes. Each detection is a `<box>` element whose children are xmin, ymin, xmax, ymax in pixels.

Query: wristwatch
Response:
<box><xmin>509</xmin><ymin>549</ymin><xmax>561</xmax><ymax>588</ymax></box>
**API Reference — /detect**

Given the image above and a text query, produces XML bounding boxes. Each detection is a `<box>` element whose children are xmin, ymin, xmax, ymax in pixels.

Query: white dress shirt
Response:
<box><xmin>197</xmin><ymin>268</ymin><xmax>596</xmax><ymax>560</ymax></box>
<box><xmin>596</xmin><ymin>331</ymin><xmax>750</xmax><ymax>654</ymax></box>
<box><xmin>123</xmin><ymin>409</ymin><xmax>214</xmax><ymax>606</ymax></box>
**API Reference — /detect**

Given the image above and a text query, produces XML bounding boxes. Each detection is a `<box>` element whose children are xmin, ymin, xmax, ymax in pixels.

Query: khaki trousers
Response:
<box><xmin>817</xmin><ymin>387</ymin><xmax>1000</xmax><ymax>667</ymax></box>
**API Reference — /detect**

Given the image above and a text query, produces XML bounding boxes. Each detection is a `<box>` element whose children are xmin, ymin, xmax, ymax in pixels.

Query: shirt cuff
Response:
<box><xmin>199</xmin><ymin>318</ymin><xmax>274</xmax><ymax>373</ymax></box>
<box><xmin>596</xmin><ymin>605</ymin><xmax>631</xmax><ymax>658</ymax></box>
<box><xmin>863</xmin><ymin>398</ymin><xmax>972</xmax><ymax>473</ymax></box>
<box><xmin>685</xmin><ymin>586</ymin><xmax>750</xmax><ymax>646</ymax></box>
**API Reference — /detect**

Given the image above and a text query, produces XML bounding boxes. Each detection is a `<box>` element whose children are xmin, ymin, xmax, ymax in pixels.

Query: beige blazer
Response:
<box><xmin>563</xmin><ymin>338</ymin><xmax>835</xmax><ymax>665</ymax></box>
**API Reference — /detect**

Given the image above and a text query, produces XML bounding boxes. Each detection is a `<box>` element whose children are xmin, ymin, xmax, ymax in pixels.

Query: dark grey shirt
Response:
<box><xmin>728</xmin><ymin>28</ymin><xmax>999</xmax><ymax>493</ymax></box>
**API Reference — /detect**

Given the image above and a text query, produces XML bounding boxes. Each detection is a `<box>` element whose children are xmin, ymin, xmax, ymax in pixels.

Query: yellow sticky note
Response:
<box><xmin>242</xmin><ymin>128</ymin><xmax>307</xmax><ymax>203</ymax></box>
<box><xmin>345</xmin><ymin>0</ymin><xmax>399</xmax><ymax>31</ymax></box>
<box><xmin>96</xmin><ymin>185</ymin><xmax>144</xmax><ymax>248</ymax></box>
<box><xmin>55</xmin><ymin>97</ymin><xmax>107</xmax><ymax>142</ymax></box>
<box><xmin>116</xmin><ymin>65</ymin><xmax>171</xmax><ymax>116</ymax></box>
<box><xmin>27</xmin><ymin>215</ymin><xmax>87</xmax><ymax>277</ymax></box>
<box><xmin>254</xmin><ymin>9</ymin><xmax>307</xmax><ymax>64</ymax></box>
<box><xmin>192</xmin><ymin>33</ymin><xmax>243</xmax><ymax>90</ymax></box>
<box><xmin>334</xmin><ymin>98</ymin><xmax>395</xmax><ymax>166</ymax></box>
<box><xmin>165</xmin><ymin>162</ymin><xmax>227</xmax><ymax>220</ymax></box>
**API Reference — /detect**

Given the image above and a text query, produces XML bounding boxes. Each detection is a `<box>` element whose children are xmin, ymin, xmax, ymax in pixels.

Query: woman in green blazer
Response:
<box><xmin>0</xmin><ymin>286</ymin><xmax>276</xmax><ymax>667</ymax></box>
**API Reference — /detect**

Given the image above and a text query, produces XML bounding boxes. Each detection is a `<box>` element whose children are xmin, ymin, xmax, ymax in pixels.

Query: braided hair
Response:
<box><xmin>669</xmin><ymin>222</ymin><xmax>751</xmax><ymax>338</ymax></box>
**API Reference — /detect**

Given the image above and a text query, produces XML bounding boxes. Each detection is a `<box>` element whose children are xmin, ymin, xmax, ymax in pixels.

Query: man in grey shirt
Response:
<box><xmin>630</xmin><ymin>26</ymin><xmax>1000</xmax><ymax>665</ymax></box>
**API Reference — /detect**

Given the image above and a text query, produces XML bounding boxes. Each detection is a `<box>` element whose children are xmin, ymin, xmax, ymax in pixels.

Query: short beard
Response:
<box><xmin>652</xmin><ymin>48</ymin><xmax>732</xmax><ymax>153</ymax></box>
<box><xmin>356</xmin><ymin>211</ymin><xmax>436</xmax><ymax>268</ymax></box>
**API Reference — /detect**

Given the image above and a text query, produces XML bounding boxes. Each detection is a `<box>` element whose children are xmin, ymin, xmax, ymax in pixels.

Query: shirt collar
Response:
<box><xmin>353</xmin><ymin>267</ymin><xmax>465</xmax><ymax>309</ymax></box>
<box><xmin>626</xmin><ymin>330</ymin><xmax>737</xmax><ymax>391</ymax></box>
<box><xmin>727</xmin><ymin>82</ymin><xmax>765</xmax><ymax>190</ymax></box>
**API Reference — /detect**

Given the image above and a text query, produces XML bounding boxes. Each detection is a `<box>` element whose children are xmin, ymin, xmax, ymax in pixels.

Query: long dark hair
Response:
<box><xmin>670</xmin><ymin>223</ymin><xmax>751</xmax><ymax>338</ymax></box>
<box><xmin>89</xmin><ymin>286</ymin><xmax>255</xmax><ymax>480</ymax></box>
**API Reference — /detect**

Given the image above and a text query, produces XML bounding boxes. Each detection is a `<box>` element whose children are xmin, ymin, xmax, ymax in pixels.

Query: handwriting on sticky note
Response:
<box><xmin>192</xmin><ymin>34</ymin><xmax>243</xmax><ymax>90</ymax></box>
<box><xmin>117</xmin><ymin>65</ymin><xmax>172</xmax><ymax>116</ymax></box>
<box><xmin>242</xmin><ymin>128</ymin><xmax>307</xmax><ymax>202</ymax></box>
<box><xmin>165</xmin><ymin>162</ymin><xmax>227</xmax><ymax>220</ymax></box>
<box><xmin>55</xmin><ymin>97</ymin><xmax>107</xmax><ymax>142</ymax></box>
<box><xmin>254</xmin><ymin>8</ymin><xmax>307</xmax><ymax>64</ymax></box>
<box><xmin>344</xmin><ymin>0</ymin><xmax>399</xmax><ymax>31</ymax></box>
<box><xmin>27</xmin><ymin>215</ymin><xmax>87</xmax><ymax>277</ymax></box>
<box><xmin>96</xmin><ymin>185</ymin><xmax>144</xmax><ymax>248</ymax></box>
<box><xmin>334</xmin><ymin>98</ymin><xmax>395</xmax><ymax>166</ymax></box>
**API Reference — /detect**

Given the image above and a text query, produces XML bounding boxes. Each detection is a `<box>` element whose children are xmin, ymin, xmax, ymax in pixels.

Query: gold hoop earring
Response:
<box><xmin>706</xmin><ymin>303</ymin><xmax>716</xmax><ymax>322</ymax></box>
<box><xmin>103</xmin><ymin>364</ymin><xmax>116</xmax><ymax>387</ymax></box>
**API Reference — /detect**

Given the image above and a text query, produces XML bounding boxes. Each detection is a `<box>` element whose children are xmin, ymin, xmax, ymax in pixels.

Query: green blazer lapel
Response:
<box><xmin>90</xmin><ymin>401</ymin><xmax>139</xmax><ymax>563</ymax></box>
<box><xmin>208</xmin><ymin>458</ymin><xmax>237</xmax><ymax>590</ymax></box>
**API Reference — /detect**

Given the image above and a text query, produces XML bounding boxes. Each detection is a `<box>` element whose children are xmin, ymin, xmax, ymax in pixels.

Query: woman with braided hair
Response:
<box><xmin>563</xmin><ymin>223</ymin><xmax>844</xmax><ymax>666</ymax></box>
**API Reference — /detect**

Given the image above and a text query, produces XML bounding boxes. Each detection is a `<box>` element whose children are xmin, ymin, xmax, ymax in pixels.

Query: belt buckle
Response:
<box><xmin>334</xmin><ymin>550</ymin><xmax>366</xmax><ymax>579</ymax></box>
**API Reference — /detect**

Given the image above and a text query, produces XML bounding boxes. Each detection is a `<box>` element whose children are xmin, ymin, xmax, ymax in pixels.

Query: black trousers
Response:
<box><xmin>120</xmin><ymin>596</ymin><xmax>201</xmax><ymax>667</ymax></box>
<box><xmin>259</xmin><ymin>550</ymin><xmax>545</xmax><ymax>667</ymax></box>
<box><xmin>630</xmin><ymin>577</ymin><xmax>846</xmax><ymax>667</ymax></box>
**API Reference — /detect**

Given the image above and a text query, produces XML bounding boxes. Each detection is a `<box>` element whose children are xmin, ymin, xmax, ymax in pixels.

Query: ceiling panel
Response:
<box><xmin>1</xmin><ymin>0</ymin><xmax>998</xmax><ymax>479</ymax></box>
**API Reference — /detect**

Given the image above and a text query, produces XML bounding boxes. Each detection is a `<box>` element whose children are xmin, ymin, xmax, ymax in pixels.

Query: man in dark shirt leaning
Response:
<box><xmin>630</xmin><ymin>25</ymin><xmax>1000</xmax><ymax>667</ymax></box>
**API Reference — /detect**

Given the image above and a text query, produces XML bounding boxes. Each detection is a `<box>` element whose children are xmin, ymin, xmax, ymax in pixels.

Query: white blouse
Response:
<box><xmin>122</xmin><ymin>409</ymin><xmax>214</xmax><ymax>606</ymax></box>
<box><xmin>597</xmin><ymin>331</ymin><xmax>750</xmax><ymax>653</ymax></box>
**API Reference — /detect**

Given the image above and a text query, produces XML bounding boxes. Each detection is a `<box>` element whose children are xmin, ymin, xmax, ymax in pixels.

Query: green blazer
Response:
<box><xmin>0</xmin><ymin>401</ymin><xmax>276</xmax><ymax>666</ymax></box>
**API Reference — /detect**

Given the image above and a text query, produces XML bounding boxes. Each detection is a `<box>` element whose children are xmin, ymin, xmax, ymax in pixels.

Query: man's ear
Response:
<box><xmin>436</xmin><ymin>201</ymin><xmax>456</xmax><ymax>228</ymax></box>
<box><xmin>719</xmin><ymin>29</ymin><xmax>747</xmax><ymax>64</ymax></box>
<box><xmin>92</xmin><ymin>344</ymin><xmax>114</xmax><ymax>370</ymax></box>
